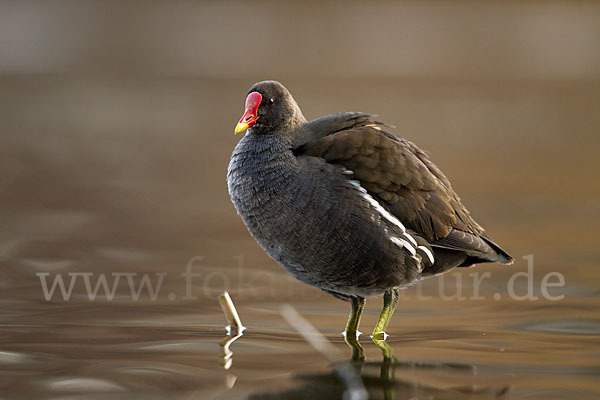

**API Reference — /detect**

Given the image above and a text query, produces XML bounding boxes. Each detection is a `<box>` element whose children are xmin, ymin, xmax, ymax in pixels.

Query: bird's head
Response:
<box><xmin>234</xmin><ymin>80</ymin><xmax>306</xmax><ymax>136</ymax></box>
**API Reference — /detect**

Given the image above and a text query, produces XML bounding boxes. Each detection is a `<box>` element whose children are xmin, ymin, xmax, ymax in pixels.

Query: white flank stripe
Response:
<box><xmin>399</xmin><ymin>239</ymin><xmax>416</xmax><ymax>256</ymax></box>
<box><xmin>349</xmin><ymin>180</ymin><xmax>367</xmax><ymax>193</ymax></box>
<box><xmin>390</xmin><ymin>237</ymin><xmax>417</xmax><ymax>256</ymax></box>
<box><xmin>349</xmin><ymin>179</ymin><xmax>422</xmax><ymax>259</ymax></box>
<box><xmin>418</xmin><ymin>246</ymin><xmax>435</xmax><ymax>264</ymax></box>
<box><xmin>402</xmin><ymin>232</ymin><xmax>418</xmax><ymax>247</ymax></box>
<box><xmin>390</xmin><ymin>237</ymin><xmax>402</xmax><ymax>247</ymax></box>
<box><xmin>349</xmin><ymin>180</ymin><xmax>406</xmax><ymax>231</ymax></box>
<box><xmin>342</xmin><ymin>170</ymin><xmax>354</xmax><ymax>175</ymax></box>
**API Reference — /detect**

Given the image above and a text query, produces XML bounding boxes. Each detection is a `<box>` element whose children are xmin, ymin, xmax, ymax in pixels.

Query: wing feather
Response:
<box><xmin>297</xmin><ymin>126</ymin><xmax>512</xmax><ymax>264</ymax></box>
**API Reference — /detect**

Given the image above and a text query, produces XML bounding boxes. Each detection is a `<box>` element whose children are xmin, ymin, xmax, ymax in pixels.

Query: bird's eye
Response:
<box><xmin>268</xmin><ymin>98</ymin><xmax>274</xmax><ymax>105</ymax></box>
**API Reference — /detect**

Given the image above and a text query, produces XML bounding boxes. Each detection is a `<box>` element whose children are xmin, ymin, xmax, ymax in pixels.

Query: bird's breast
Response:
<box><xmin>226</xmin><ymin>134</ymin><xmax>416</xmax><ymax>294</ymax></box>
<box><xmin>227</xmin><ymin>135</ymin><xmax>299</xmax><ymax>233</ymax></box>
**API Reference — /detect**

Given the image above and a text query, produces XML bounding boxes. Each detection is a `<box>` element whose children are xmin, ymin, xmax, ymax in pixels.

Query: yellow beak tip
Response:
<box><xmin>234</xmin><ymin>122</ymin><xmax>249</xmax><ymax>134</ymax></box>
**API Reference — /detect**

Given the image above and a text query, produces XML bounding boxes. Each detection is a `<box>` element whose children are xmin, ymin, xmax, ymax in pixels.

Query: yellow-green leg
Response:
<box><xmin>344</xmin><ymin>296</ymin><xmax>366</xmax><ymax>360</ymax></box>
<box><xmin>372</xmin><ymin>287</ymin><xmax>400</xmax><ymax>359</ymax></box>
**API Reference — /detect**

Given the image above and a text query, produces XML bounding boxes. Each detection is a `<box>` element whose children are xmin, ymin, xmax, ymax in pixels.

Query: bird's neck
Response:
<box><xmin>232</xmin><ymin>133</ymin><xmax>295</xmax><ymax>163</ymax></box>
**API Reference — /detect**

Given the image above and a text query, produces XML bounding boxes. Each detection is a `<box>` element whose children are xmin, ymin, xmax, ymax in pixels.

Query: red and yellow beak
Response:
<box><xmin>234</xmin><ymin>92</ymin><xmax>262</xmax><ymax>134</ymax></box>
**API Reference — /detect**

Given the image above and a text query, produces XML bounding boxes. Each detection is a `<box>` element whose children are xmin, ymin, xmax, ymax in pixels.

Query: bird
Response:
<box><xmin>227</xmin><ymin>80</ymin><xmax>513</xmax><ymax>358</ymax></box>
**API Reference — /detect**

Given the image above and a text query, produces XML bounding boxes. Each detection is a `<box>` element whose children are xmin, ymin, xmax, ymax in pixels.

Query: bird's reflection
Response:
<box><xmin>248</xmin><ymin>357</ymin><xmax>510</xmax><ymax>400</ymax></box>
<box><xmin>219</xmin><ymin>328</ymin><xmax>509</xmax><ymax>399</ymax></box>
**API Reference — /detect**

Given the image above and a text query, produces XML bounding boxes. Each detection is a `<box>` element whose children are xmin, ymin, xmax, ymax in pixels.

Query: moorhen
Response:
<box><xmin>227</xmin><ymin>81</ymin><xmax>512</xmax><ymax>357</ymax></box>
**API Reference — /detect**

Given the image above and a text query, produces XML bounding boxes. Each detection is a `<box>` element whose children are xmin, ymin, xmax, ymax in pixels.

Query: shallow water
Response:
<box><xmin>1</xmin><ymin>73</ymin><xmax>599</xmax><ymax>399</ymax></box>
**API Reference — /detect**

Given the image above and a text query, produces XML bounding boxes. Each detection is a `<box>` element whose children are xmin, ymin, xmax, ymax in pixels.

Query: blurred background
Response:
<box><xmin>1</xmin><ymin>1</ymin><xmax>599</xmax><ymax>399</ymax></box>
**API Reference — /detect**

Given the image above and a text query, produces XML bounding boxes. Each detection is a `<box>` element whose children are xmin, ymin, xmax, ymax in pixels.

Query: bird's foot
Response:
<box><xmin>370</xmin><ymin>331</ymin><xmax>389</xmax><ymax>341</ymax></box>
<box><xmin>371</xmin><ymin>331</ymin><xmax>394</xmax><ymax>360</ymax></box>
<box><xmin>341</xmin><ymin>330</ymin><xmax>363</xmax><ymax>339</ymax></box>
<box><xmin>343</xmin><ymin>330</ymin><xmax>365</xmax><ymax>361</ymax></box>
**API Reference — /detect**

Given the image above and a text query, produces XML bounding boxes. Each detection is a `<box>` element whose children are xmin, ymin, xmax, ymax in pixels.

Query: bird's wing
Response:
<box><xmin>296</xmin><ymin>126</ymin><xmax>512</xmax><ymax>264</ymax></box>
<box><xmin>292</xmin><ymin>112</ymin><xmax>389</xmax><ymax>147</ymax></box>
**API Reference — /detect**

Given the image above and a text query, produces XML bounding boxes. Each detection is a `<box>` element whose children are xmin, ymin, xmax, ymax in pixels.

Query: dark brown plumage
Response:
<box><xmin>227</xmin><ymin>80</ymin><xmax>512</xmax><ymax>354</ymax></box>
<box><xmin>297</xmin><ymin>126</ymin><xmax>513</xmax><ymax>275</ymax></box>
